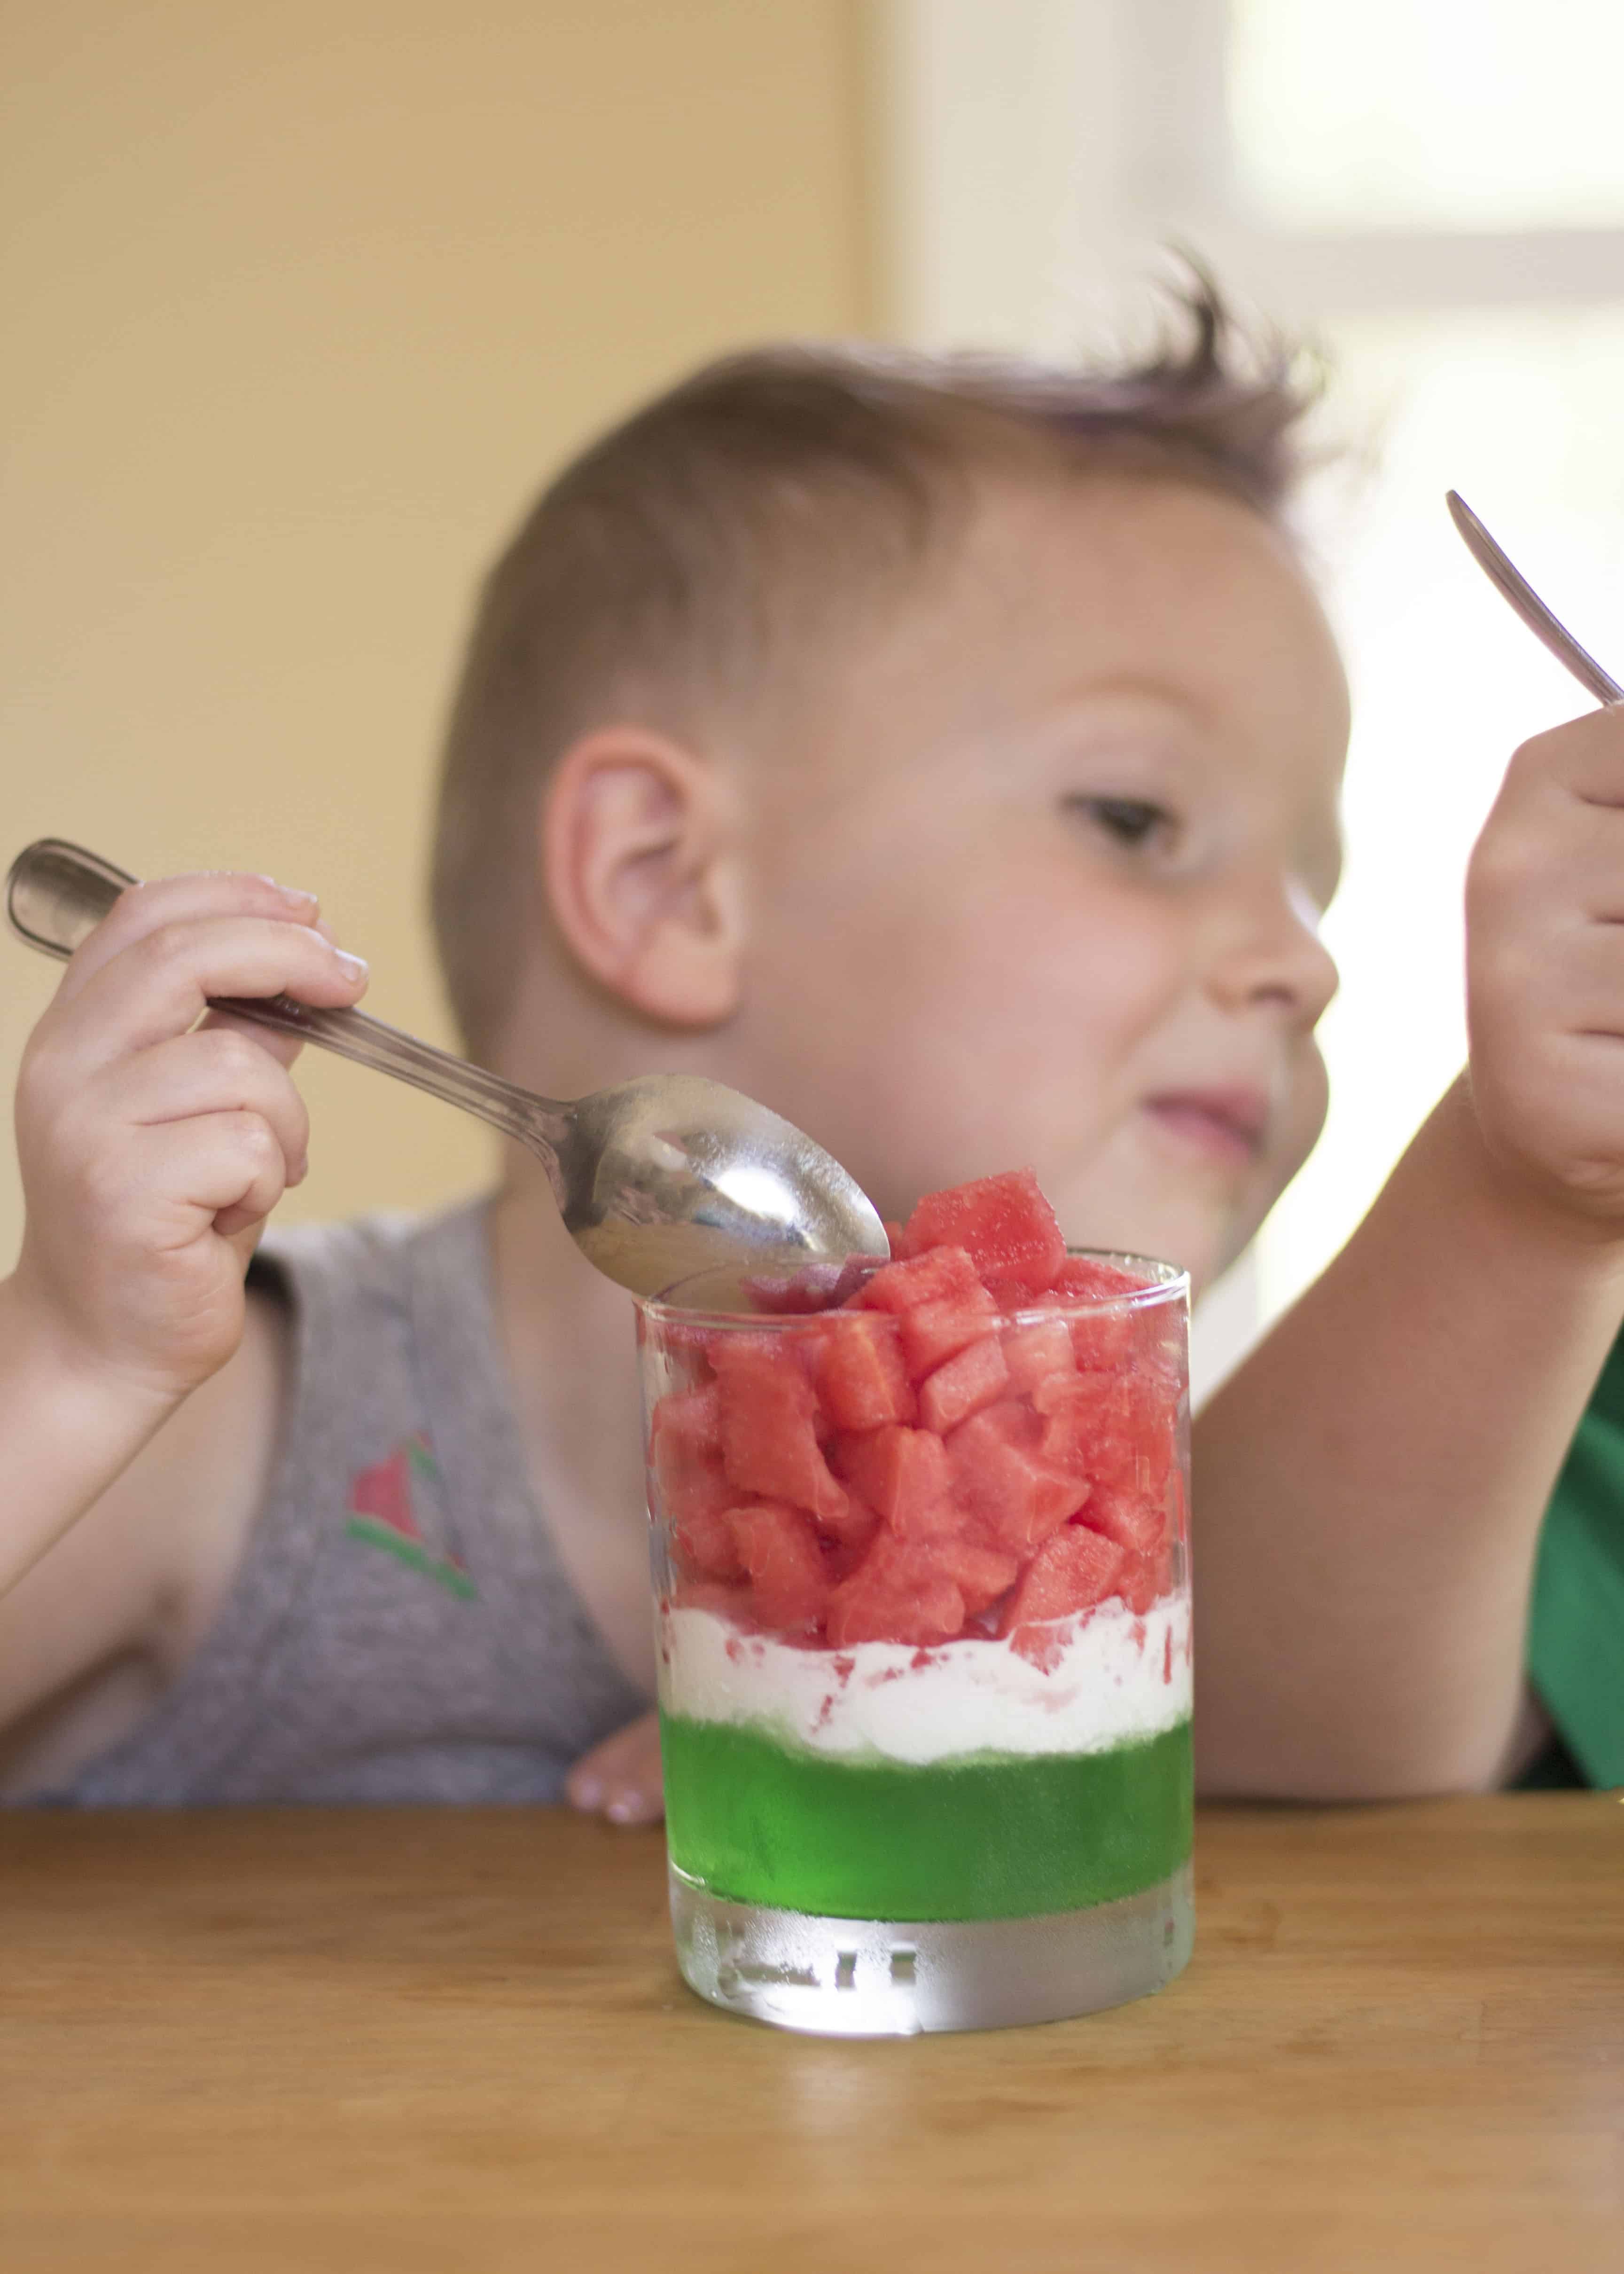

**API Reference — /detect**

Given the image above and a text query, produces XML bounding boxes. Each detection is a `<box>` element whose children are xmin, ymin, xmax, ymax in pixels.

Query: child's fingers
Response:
<box><xmin>566</xmin><ymin>1709</ymin><xmax>665</xmax><ymax>1825</ymax></box>
<box><xmin>115</xmin><ymin>1110</ymin><xmax>295</xmax><ymax>1245</ymax></box>
<box><xmin>195</xmin><ymin>1006</ymin><xmax>305</xmax><ymax>1074</ymax></box>
<box><xmin>43</xmin><ymin>914</ymin><xmax>367</xmax><ymax>1077</ymax></box>
<box><xmin>51</xmin><ymin>871</ymin><xmax>326</xmax><ymax>1005</ymax></box>
<box><xmin>1518</xmin><ymin>704</ymin><xmax>1624</xmax><ymax>810</ymax></box>
<box><xmin>97</xmin><ymin>1028</ymin><xmax>312</xmax><ymax>1182</ymax></box>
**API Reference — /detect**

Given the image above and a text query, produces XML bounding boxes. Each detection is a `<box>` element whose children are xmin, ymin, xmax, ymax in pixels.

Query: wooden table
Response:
<box><xmin>2</xmin><ymin>1797</ymin><xmax>1619</xmax><ymax>2272</ymax></box>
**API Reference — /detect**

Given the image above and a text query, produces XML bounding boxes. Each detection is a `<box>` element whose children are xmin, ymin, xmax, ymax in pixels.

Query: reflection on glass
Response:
<box><xmin>1229</xmin><ymin>0</ymin><xmax>1624</xmax><ymax>232</ymax></box>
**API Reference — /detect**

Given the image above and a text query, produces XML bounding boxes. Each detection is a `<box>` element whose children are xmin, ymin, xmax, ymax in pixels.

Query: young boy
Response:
<box><xmin>3</xmin><ymin>287</ymin><xmax>1621</xmax><ymax>1812</ymax></box>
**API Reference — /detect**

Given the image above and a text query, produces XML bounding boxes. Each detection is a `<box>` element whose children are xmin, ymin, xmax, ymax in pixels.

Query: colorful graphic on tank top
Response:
<box><xmin>344</xmin><ymin>1434</ymin><xmax>476</xmax><ymax>1599</ymax></box>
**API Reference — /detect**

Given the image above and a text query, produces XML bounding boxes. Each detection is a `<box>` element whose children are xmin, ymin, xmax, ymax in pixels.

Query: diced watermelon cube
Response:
<box><xmin>711</xmin><ymin>1336</ymin><xmax>852</xmax><ymax>1532</ymax></box>
<box><xmin>1032</xmin><ymin>1370</ymin><xmax>1120</xmax><ymax>1475</ymax></box>
<box><xmin>945</xmin><ymin>1402</ymin><xmax>1089</xmax><ymax>1554</ymax></box>
<box><xmin>1076</xmin><ymin>1481</ymin><xmax>1165</xmax><ymax>1557</ymax></box>
<box><xmin>899</xmin><ymin>1169</ymin><xmax>1067</xmax><ymax>1295</ymax></box>
<box><xmin>650</xmin><ymin>1384</ymin><xmax>729</xmax><ymax>1523</ymax></box>
<box><xmin>860</xmin><ymin>1247</ymin><xmax>1001</xmax><ymax>1380</ymax></box>
<box><xmin>826</xmin><ymin>1532</ymin><xmax>965</xmax><ymax>1647</ymax></box>
<box><xmin>1051</xmin><ymin>1256</ymin><xmax>1146</xmax><ymax>1302</ymax></box>
<box><xmin>822</xmin><ymin>1504</ymin><xmax>882</xmax><ymax>1575</ymax></box>
<box><xmin>729</xmin><ymin>1502</ymin><xmax>831</xmax><ymax>1632</ymax></box>
<box><xmin>932</xmin><ymin>1535</ymin><xmax>1020</xmax><ymax>1618</ymax></box>
<box><xmin>997</xmin><ymin>1526</ymin><xmax>1126</xmax><ymax>1662</ymax></box>
<box><xmin>1116</xmin><ymin>1547</ymin><xmax>1169</xmax><ymax>1615</ymax></box>
<box><xmin>860</xmin><ymin>1245</ymin><xmax>984</xmax><ymax>1312</ymax></box>
<box><xmin>999</xmin><ymin>1317</ymin><xmax>1077</xmax><ymax>1396</ymax></box>
<box><xmin>670</xmin><ymin>1499</ymin><xmax>746</xmax><ymax>1582</ymax></box>
<box><xmin>1034</xmin><ymin>1369</ymin><xmax>1172</xmax><ymax>1495</ymax></box>
<box><xmin>830</xmin><ymin>1424</ymin><xmax>955</xmax><ymax>1539</ymax></box>
<box><xmin>918</xmin><ymin>1333</ymin><xmax>1010</xmax><ymax>1435</ymax></box>
<box><xmin>1048</xmin><ymin>1258</ymin><xmax>1152</xmax><ymax>1371</ymax></box>
<box><xmin>811</xmin><ymin>1312</ymin><xmax>916</xmax><ymax>1432</ymax></box>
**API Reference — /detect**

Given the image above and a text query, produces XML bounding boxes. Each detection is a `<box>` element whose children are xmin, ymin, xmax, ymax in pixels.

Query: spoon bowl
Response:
<box><xmin>7</xmin><ymin>839</ymin><xmax>889</xmax><ymax>1298</ymax></box>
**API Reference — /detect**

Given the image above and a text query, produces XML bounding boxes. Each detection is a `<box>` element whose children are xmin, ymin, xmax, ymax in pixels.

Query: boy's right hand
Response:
<box><xmin>10</xmin><ymin>871</ymin><xmax>368</xmax><ymax>1411</ymax></box>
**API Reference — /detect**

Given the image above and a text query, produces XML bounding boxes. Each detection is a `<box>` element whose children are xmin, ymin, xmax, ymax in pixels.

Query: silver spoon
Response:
<box><xmin>1446</xmin><ymin>490</ymin><xmax>1623</xmax><ymax>707</ymax></box>
<box><xmin>6</xmin><ymin>838</ymin><xmax>888</xmax><ymax>1298</ymax></box>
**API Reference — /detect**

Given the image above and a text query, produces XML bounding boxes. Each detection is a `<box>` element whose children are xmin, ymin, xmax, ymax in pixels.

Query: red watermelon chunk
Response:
<box><xmin>827</xmin><ymin>1532</ymin><xmax>966</xmax><ymax>1647</ymax></box>
<box><xmin>830</xmin><ymin>1424</ymin><xmax>955</xmax><ymax>1539</ymax></box>
<box><xmin>859</xmin><ymin>1246</ymin><xmax>999</xmax><ymax>1379</ymax></box>
<box><xmin>1077</xmin><ymin>1481</ymin><xmax>1166</xmax><ymax>1557</ymax></box>
<box><xmin>997</xmin><ymin>1526</ymin><xmax>1126</xmax><ymax>1661</ymax></box>
<box><xmin>811</xmin><ymin>1312</ymin><xmax>915</xmax><ymax>1432</ymax></box>
<box><xmin>650</xmin><ymin>1385</ymin><xmax>729</xmax><ymax>1522</ymax></box>
<box><xmin>1000</xmin><ymin>1317</ymin><xmax>1076</xmax><ymax>1396</ymax></box>
<box><xmin>932</xmin><ymin>1535</ymin><xmax>1021</xmax><ymax>1618</ymax></box>
<box><xmin>1051</xmin><ymin>1255</ymin><xmax>1145</xmax><ymax>1302</ymax></box>
<box><xmin>730</xmin><ymin>1502</ymin><xmax>830</xmax><ymax>1632</ymax></box>
<box><xmin>918</xmin><ymin>1333</ymin><xmax>1010</xmax><ymax>1435</ymax></box>
<box><xmin>899</xmin><ymin>1169</ymin><xmax>1066</xmax><ymax>1295</ymax></box>
<box><xmin>655</xmin><ymin>1169</ymin><xmax>1183</xmax><ymax>1650</ymax></box>
<box><xmin>1048</xmin><ymin>1257</ymin><xmax>1150</xmax><ymax>1371</ymax></box>
<box><xmin>1117</xmin><ymin>1546</ymin><xmax>1170</xmax><ymax>1615</ymax></box>
<box><xmin>1034</xmin><ymin>1369</ymin><xmax>1171</xmax><ymax>1495</ymax></box>
<box><xmin>821</xmin><ymin>1501</ymin><xmax>882</xmax><ymax>1572</ymax></box>
<box><xmin>711</xmin><ymin>1336</ymin><xmax>852</xmax><ymax>1532</ymax></box>
<box><xmin>671</xmin><ymin>1500</ymin><xmax>745</xmax><ymax>1582</ymax></box>
<box><xmin>945</xmin><ymin>1403</ymin><xmax>1089</xmax><ymax>1554</ymax></box>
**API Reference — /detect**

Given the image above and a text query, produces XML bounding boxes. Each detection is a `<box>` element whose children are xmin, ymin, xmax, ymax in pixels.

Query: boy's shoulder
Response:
<box><xmin>250</xmin><ymin>1196</ymin><xmax>493</xmax><ymax>1320</ymax></box>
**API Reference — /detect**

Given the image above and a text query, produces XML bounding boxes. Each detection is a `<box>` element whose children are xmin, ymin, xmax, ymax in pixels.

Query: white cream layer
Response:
<box><xmin>658</xmin><ymin>1593</ymin><xmax>1192</xmax><ymax>1766</ymax></box>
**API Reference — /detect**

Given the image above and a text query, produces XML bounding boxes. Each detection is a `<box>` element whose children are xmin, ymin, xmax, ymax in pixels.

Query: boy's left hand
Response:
<box><xmin>1467</xmin><ymin>704</ymin><xmax>1624</xmax><ymax>1236</ymax></box>
<box><xmin>566</xmin><ymin>1708</ymin><xmax>664</xmax><ymax>1826</ymax></box>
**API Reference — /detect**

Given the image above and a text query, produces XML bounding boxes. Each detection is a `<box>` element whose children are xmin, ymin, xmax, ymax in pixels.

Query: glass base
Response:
<box><xmin>669</xmin><ymin>1860</ymin><xmax>1194</xmax><ymax>2036</ymax></box>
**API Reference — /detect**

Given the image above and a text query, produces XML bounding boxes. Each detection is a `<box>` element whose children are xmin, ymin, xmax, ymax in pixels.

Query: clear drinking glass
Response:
<box><xmin>636</xmin><ymin>1252</ymin><xmax>1193</xmax><ymax>2036</ymax></box>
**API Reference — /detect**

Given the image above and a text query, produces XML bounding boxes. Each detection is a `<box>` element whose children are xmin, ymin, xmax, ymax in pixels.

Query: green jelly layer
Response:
<box><xmin>659</xmin><ymin>1712</ymin><xmax>1193</xmax><ymax>1921</ymax></box>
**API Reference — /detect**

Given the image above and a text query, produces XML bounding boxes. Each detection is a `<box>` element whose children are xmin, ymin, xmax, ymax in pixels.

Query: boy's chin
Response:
<box><xmin>1096</xmin><ymin>1197</ymin><xmax>1266</xmax><ymax>1305</ymax></box>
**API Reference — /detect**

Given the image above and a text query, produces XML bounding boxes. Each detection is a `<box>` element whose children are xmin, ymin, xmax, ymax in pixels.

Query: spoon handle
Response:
<box><xmin>1446</xmin><ymin>492</ymin><xmax>1624</xmax><ymax>707</ymax></box>
<box><xmin>6</xmin><ymin>838</ymin><xmax>567</xmax><ymax>1159</ymax></box>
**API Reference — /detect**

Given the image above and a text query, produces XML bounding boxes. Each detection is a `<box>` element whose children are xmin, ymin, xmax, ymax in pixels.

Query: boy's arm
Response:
<box><xmin>0</xmin><ymin>870</ymin><xmax>366</xmax><ymax>1758</ymax></box>
<box><xmin>1196</xmin><ymin>707</ymin><xmax>1624</xmax><ymax>1798</ymax></box>
<box><xmin>0</xmin><ymin>1292</ymin><xmax>286</xmax><ymax>1786</ymax></box>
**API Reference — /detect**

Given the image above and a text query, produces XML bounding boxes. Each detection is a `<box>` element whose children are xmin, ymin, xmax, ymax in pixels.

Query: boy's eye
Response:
<box><xmin>1065</xmin><ymin>795</ymin><xmax>1174</xmax><ymax>850</ymax></box>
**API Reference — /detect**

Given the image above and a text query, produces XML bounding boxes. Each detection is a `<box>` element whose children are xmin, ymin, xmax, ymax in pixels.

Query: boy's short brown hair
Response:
<box><xmin>431</xmin><ymin>274</ymin><xmax>1319</xmax><ymax>1055</ymax></box>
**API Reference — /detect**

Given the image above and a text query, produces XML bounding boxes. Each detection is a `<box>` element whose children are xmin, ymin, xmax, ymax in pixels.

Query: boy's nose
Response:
<box><xmin>1209</xmin><ymin>877</ymin><xmax>1338</xmax><ymax>1030</ymax></box>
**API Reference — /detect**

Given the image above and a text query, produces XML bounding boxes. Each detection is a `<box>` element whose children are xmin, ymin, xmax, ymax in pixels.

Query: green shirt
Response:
<box><xmin>1526</xmin><ymin>1332</ymin><xmax>1624</xmax><ymax>1788</ymax></box>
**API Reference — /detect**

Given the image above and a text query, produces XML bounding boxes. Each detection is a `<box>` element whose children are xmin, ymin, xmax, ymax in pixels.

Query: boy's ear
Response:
<box><xmin>541</xmin><ymin>727</ymin><xmax>745</xmax><ymax>1026</ymax></box>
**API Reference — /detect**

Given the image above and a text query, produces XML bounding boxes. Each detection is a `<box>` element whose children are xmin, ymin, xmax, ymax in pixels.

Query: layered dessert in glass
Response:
<box><xmin>637</xmin><ymin>1171</ymin><xmax>1192</xmax><ymax>2035</ymax></box>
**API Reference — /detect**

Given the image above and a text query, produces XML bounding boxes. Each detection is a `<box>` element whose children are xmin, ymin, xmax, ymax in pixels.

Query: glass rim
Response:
<box><xmin>637</xmin><ymin>1245</ymin><xmax>1190</xmax><ymax>1329</ymax></box>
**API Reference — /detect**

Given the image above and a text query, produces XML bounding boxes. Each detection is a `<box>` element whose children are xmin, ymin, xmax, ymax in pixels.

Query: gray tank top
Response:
<box><xmin>36</xmin><ymin>1203</ymin><xmax>648</xmax><ymax>1805</ymax></box>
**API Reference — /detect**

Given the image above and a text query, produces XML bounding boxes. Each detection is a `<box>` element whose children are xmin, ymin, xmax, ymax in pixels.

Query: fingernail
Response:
<box><xmin>279</xmin><ymin>886</ymin><xmax>319</xmax><ymax>911</ymax></box>
<box><xmin>291</xmin><ymin>1154</ymin><xmax>310</xmax><ymax>1187</ymax></box>
<box><xmin>606</xmin><ymin>1792</ymin><xmax>644</xmax><ymax>1825</ymax></box>
<box><xmin>332</xmin><ymin>949</ymin><xmax>368</xmax><ymax>981</ymax></box>
<box><xmin>572</xmin><ymin>1777</ymin><xmax>603</xmax><ymax>1811</ymax></box>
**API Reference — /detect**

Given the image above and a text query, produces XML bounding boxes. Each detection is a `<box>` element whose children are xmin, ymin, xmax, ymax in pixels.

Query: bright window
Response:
<box><xmin>1229</xmin><ymin>0</ymin><xmax>1624</xmax><ymax>233</ymax></box>
<box><xmin>1266</xmin><ymin>308</ymin><xmax>1624</xmax><ymax>1313</ymax></box>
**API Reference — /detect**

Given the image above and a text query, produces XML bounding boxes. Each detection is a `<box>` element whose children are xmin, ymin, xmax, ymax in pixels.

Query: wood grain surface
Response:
<box><xmin>2</xmin><ymin>1797</ymin><xmax>1619</xmax><ymax>2273</ymax></box>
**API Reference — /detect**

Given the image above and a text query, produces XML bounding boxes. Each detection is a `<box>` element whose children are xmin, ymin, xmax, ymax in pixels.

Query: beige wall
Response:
<box><xmin>0</xmin><ymin>0</ymin><xmax>872</xmax><ymax>1267</ymax></box>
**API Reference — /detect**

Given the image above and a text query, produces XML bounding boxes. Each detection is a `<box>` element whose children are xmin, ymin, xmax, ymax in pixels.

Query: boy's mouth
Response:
<box><xmin>1142</xmin><ymin>1089</ymin><xmax>1269</xmax><ymax>1167</ymax></box>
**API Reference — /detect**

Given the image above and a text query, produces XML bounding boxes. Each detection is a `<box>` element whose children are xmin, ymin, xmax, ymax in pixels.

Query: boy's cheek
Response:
<box><xmin>1277</xmin><ymin>1044</ymin><xmax>1330</xmax><ymax>1189</ymax></box>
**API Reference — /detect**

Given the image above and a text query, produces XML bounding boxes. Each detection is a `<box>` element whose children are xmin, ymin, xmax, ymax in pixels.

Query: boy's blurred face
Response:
<box><xmin>728</xmin><ymin>473</ymin><xmax>1349</xmax><ymax>1294</ymax></box>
